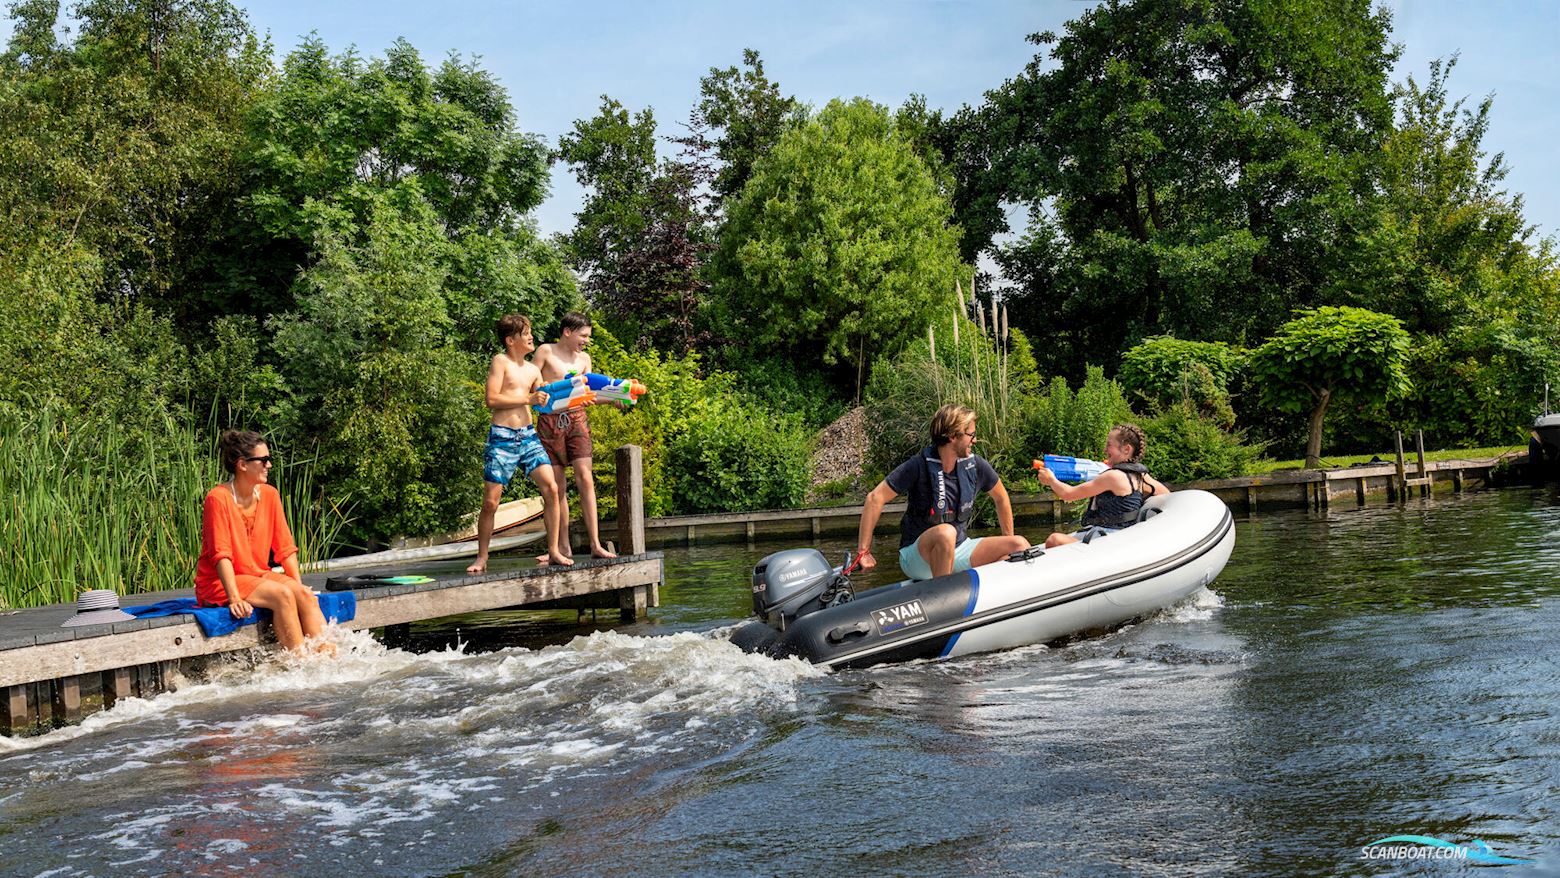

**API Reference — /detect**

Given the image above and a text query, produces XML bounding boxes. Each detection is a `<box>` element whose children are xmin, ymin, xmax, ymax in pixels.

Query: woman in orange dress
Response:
<box><xmin>195</xmin><ymin>430</ymin><xmax>330</xmax><ymax>653</ymax></box>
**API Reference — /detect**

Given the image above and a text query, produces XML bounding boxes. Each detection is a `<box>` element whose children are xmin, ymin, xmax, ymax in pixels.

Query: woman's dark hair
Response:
<box><xmin>1109</xmin><ymin>423</ymin><xmax>1147</xmax><ymax>462</ymax></box>
<box><xmin>219</xmin><ymin>430</ymin><xmax>265</xmax><ymax>474</ymax></box>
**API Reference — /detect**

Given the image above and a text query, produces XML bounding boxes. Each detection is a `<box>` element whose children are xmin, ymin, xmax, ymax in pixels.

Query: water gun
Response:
<box><xmin>1034</xmin><ymin>454</ymin><xmax>1108</xmax><ymax>483</ymax></box>
<box><xmin>534</xmin><ymin>372</ymin><xmax>647</xmax><ymax>414</ymax></box>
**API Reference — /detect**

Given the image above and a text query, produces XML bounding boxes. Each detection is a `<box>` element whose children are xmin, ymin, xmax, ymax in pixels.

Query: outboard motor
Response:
<box><xmin>750</xmin><ymin>548</ymin><xmax>854</xmax><ymax>630</ymax></box>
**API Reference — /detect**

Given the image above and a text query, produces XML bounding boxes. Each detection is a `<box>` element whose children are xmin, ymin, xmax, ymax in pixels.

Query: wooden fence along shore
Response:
<box><xmin>0</xmin><ymin>446</ymin><xmax>661</xmax><ymax>738</ymax></box>
<box><xmin>639</xmin><ymin>449</ymin><xmax>1533</xmax><ymax>546</ymax></box>
<box><xmin>0</xmin><ymin>446</ymin><xmax>1535</xmax><ymax>738</ymax></box>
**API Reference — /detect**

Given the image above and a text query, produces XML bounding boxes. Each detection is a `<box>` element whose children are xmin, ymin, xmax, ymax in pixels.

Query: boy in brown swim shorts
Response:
<box><xmin>532</xmin><ymin>311</ymin><xmax>617</xmax><ymax>561</ymax></box>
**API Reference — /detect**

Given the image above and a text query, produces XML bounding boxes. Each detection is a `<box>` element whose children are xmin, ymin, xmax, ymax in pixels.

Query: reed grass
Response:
<box><xmin>0</xmin><ymin>406</ymin><xmax>351</xmax><ymax>610</ymax></box>
<box><xmin>925</xmin><ymin>279</ymin><xmax>1028</xmax><ymax>478</ymax></box>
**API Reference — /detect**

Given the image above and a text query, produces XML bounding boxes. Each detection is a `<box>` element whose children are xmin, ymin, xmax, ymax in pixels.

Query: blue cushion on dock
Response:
<box><xmin>125</xmin><ymin>592</ymin><xmax>356</xmax><ymax>638</ymax></box>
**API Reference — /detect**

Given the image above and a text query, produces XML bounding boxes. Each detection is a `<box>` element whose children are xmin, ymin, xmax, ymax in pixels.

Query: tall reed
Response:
<box><xmin>865</xmin><ymin>275</ymin><xmax>1035</xmax><ymax>481</ymax></box>
<box><xmin>0</xmin><ymin>406</ymin><xmax>351</xmax><ymax>610</ymax></box>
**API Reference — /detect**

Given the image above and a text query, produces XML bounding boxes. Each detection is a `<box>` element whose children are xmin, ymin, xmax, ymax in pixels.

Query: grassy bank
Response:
<box><xmin>1246</xmin><ymin>445</ymin><xmax>1524</xmax><ymax>476</ymax></box>
<box><xmin>0</xmin><ymin>408</ymin><xmax>351</xmax><ymax>610</ymax></box>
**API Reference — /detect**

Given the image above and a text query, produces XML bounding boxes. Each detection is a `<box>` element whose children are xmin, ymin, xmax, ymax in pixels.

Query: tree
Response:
<box><xmin>0</xmin><ymin>0</ymin><xmax>267</xmax><ymax>314</ymax></box>
<box><xmin>1248</xmin><ymin>306</ymin><xmax>1410</xmax><ymax>468</ymax></box>
<box><xmin>693</xmin><ymin>48</ymin><xmax>798</xmax><ymax>208</ymax></box>
<box><xmin>269</xmin><ymin>190</ymin><xmax>484</xmax><ymax>541</ymax></box>
<box><xmin>973</xmin><ymin>0</ymin><xmax>1398</xmax><ymax>371</ymax></box>
<box><xmin>557</xmin><ymin>96</ymin><xmax>715</xmax><ymax>354</ymax></box>
<box><xmin>216</xmin><ymin>36</ymin><xmax>572</xmax><ymax>340</ymax></box>
<box><xmin>711</xmin><ymin>98</ymin><xmax>964</xmax><ymax>399</ymax></box>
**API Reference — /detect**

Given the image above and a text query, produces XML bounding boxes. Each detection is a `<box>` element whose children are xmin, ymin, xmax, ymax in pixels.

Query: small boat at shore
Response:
<box><xmin>1533</xmin><ymin>384</ymin><xmax>1560</xmax><ymax>464</ymax></box>
<box><xmin>731</xmin><ymin>489</ymin><xmax>1235</xmax><ymax>668</ymax></box>
<box><xmin>308</xmin><ymin>497</ymin><xmax>546</xmax><ymax>572</ymax></box>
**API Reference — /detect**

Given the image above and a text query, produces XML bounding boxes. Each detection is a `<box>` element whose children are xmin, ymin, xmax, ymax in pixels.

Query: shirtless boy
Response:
<box><xmin>468</xmin><ymin>314</ymin><xmax>570</xmax><ymax>574</ymax></box>
<box><xmin>532</xmin><ymin>311</ymin><xmax>617</xmax><ymax>562</ymax></box>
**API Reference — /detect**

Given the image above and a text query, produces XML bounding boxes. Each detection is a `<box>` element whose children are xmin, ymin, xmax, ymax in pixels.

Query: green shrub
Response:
<box><xmin>729</xmin><ymin>354</ymin><xmax>849</xmax><ymax>429</ymax></box>
<box><xmin>1141</xmin><ymin>402</ymin><xmax>1266</xmax><ymax>483</ymax></box>
<box><xmin>666</xmin><ymin>406</ymin><xmax>812</xmax><ymax>514</ymax></box>
<box><xmin>586</xmin><ymin>326</ymin><xmax>737</xmax><ymax>518</ymax></box>
<box><xmin>1026</xmin><ymin>366</ymin><xmax>1135</xmax><ymax>462</ymax></box>
<box><xmin>1119</xmin><ymin>336</ymin><xmax>1244</xmax><ymax>428</ymax></box>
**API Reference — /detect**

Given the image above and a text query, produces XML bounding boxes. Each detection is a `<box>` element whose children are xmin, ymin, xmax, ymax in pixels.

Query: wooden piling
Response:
<box><xmin>102</xmin><ymin>667</ymin><xmax>132</xmax><ymax>709</ymax></box>
<box><xmin>615</xmin><ymin>445</ymin><xmax>646</xmax><ymax>556</ymax></box>
<box><xmin>3</xmin><ymin>684</ymin><xmax>28</xmax><ymax>736</ymax></box>
<box><xmin>1415</xmin><ymin>430</ymin><xmax>1430</xmax><ymax>497</ymax></box>
<box><xmin>51</xmin><ymin>676</ymin><xmax>82</xmax><ymax>726</ymax></box>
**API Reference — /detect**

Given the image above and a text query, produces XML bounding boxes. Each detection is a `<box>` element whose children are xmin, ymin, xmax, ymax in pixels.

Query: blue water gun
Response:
<box><xmin>534</xmin><ymin>372</ymin><xmax>647</xmax><ymax>415</ymax></box>
<box><xmin>1035</xmin><ymin>454</ymin><xmax>1108</xmax><ymax>483</ymax></box>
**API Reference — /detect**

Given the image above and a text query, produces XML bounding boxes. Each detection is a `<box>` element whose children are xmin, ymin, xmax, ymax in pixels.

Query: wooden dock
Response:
<box><xmin>1</xmin><ymin>446</ymin><xmax>661</xmax><ymax>738</ymax></box>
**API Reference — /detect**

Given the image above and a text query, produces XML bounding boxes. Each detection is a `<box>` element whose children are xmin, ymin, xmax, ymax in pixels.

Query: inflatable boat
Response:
<box><xmin>731</xmin><ymin>489</ymin><xmax>1235</xmax><ymax>668</ymax></box>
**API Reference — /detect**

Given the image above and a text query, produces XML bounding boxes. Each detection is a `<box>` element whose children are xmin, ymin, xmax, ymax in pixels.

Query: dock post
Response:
<box><xmin>3</xmin><ymin>684</ymin><xmax>28</xmax><ymax>736</ymax></box>
<box><xmin>1394</xmin><ymin>431</ymin><xmax>1407</xmax><ymax>501</ymax></box>
<box><xmin>101</xmin><ymin>668</ymin><xmax>132</xmax><ymax>710</ymax></box>
<box><xmin>1452</xmin><ymin>468</ymin><xmax>1464</xmax><ymax>493</ymax></box>
<box><xmin>615</xmin><ymin>445</ymin><xmax>646</xmax><ymax>556</ymax></box>
<box><xmin>51</xmin><ymin>676</ymin><xmax>81</xmax><ymax>727</ymax></box>
<box><xmin>615</xmin><ymin>445</ymin><xmax>655</xmax><ymax>619</ymax></box>
<box><xmin>1355</xmin><ymin>477</ymin><xmax>1366</xmax><ymax>506</ymax></box>
<box><xmin>1415</xmin><ymin>430</ymin><xmax>1429</xmax><ymax>497</ymax></box>
<box><xmin>1245</xmin><ymin>487</ymin><xmax>1257</xmax><ymax>514</ymax></box>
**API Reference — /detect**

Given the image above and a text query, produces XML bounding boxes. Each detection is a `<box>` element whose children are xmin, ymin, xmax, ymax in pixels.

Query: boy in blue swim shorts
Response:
<box><xmin>468</xmin><ymin>315</ymin><xmax>571</xmax><ymax>573</ymax></box>
<box><xmin>482</xmin><ymin>424</ymin><xmax>551</xmax><ymax>487</ymax></box>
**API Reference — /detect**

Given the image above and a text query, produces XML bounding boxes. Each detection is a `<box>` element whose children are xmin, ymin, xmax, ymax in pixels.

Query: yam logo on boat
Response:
<box><xmin>873</xmin><ymin>599</ymin><xmax>927</xmax><ymax>634</ymax></box>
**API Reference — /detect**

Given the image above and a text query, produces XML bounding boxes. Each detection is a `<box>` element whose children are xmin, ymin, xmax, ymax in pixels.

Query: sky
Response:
<box><xmin>13</xmin><ymin>1</ymin><xmax>1560</xmax><ymax>244</ymax></box>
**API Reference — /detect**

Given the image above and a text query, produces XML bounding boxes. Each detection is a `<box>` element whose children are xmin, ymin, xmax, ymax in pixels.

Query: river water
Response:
<box><xmin>2</xmin><ymin>487</ymin><xmax>1558</xmax><ymax>876</ymax></box>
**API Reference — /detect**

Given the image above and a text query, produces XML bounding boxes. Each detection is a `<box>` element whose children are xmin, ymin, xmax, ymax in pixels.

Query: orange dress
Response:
<box><xmin>195</xmin><ymin>483</ymin><xmax>299</xmax><ymax>607</ymax></box>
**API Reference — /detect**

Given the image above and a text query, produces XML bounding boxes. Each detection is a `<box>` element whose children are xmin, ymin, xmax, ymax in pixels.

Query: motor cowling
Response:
<box><xmin>751</xmin><ymin>548</ymin><xmax>851</xmax><ymax>629</ymax></box>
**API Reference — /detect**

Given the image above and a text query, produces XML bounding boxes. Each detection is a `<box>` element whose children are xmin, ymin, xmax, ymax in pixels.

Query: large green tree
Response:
<box><xmin>557</xmin><ymin>96</ymin><xmax>714</xmax><ymax>354</ymax></box>
<box><xmin>224</xmin><ymin>38</ymin><xmax>576</xmax><ymax>541</ymax></box>
<box><xmin>975</xmin><ymin>0</ymin><xmax>1397</xmax><ymax>374</ymax></box>
<box><xmin>212</xmin><ymin>36</ymin><xmax>572</xmax><ymax>343</ymax></box>
<box><xmin>711</xmin><ymin>98</ymin><xmax>964</xmax><ymax>398</ymax></box>
<box><xmin>692</xmin><ymin>48</ymin><xmax>798</xmax><ymax>208</ymax></box>
<box><xmin>0</xmin><ymin>0</ymin><xmax>267</xmax><ymax>311</ymax></box>
<box><xmin>0</xmin><ymin>0</ymin><xmax>266</xmax><ymax>422</ymax></box>
<box><xmin>1329</xmin><ymin>58</ymin><xmax>1560</xmax><ymax>445</ymax></box>
<box><xmin>270</xmin><ymin>190</ymin><xmax>484</xmax><ymax>540</ymax></box>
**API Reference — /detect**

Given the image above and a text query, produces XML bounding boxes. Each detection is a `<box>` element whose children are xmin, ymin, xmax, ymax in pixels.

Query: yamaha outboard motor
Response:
<box><xmin>750</xmin><ymin>548</ymin><xmax>854</xmax><ymax>629</ymax></box>
<box><xmin>731</xmin><ymin>549</ymin><xmax>854</xmax><ymax>655</ymax></box>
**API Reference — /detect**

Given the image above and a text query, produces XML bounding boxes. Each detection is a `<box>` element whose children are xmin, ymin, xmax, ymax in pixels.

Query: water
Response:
<box><xmin>3</xmin><ymin>487</ymin><xmax>1559</xmax><ymax>876</ymax></box>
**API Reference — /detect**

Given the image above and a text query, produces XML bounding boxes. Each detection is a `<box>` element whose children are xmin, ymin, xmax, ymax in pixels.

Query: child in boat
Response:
<box><xmin>468</xmin><ymin>314</ymin><xmax>570</xmax><ymax>573</ymax></box>
<box><xmin>1034</xmin><ymin>423</ymin><xmax>1170</xmax><ymax>548</ymax></box>
<box><xmin>195</xmin><ymin>430</ymin><xmax>333</xmax><ymax>654</ymax></box>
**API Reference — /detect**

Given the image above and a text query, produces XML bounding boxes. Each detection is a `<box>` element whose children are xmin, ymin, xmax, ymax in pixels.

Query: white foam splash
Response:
<box><xmin>1159</xmin><ymin>587</ymin><xmax>1224</xmax><ymax>623</ymax></box>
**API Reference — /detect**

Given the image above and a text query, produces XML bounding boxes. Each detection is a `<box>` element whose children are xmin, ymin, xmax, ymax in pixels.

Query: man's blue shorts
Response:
<box><xmin>898</xmin><ymin>536</ymin><xmax>984</xmax><ymax>581</ymax></box>
<box><xmin>483</xmin><ymin>424</ymin><xmax>550</xmax><ymax>487</ymax></box>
